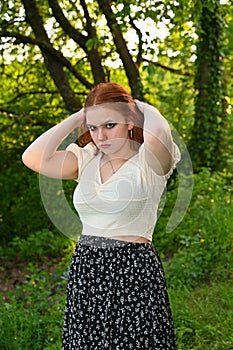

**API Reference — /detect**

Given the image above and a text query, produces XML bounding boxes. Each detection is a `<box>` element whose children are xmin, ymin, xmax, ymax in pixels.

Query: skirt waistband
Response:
<box><xmin>78</xmin><ymin>234</ymin><xmax>152</xmax><ymax>249</ymax></box>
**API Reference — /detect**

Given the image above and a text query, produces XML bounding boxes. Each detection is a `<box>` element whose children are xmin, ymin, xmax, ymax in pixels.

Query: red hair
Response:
<box><xmin>77</xmin><ymin>82</ymin><xmax>144</xmax><ymax>147</ymax></box>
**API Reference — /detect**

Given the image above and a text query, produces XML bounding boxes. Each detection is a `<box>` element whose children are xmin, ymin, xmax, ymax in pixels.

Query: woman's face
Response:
<box><xmin>85</xmin><ymin>105</ymin><xmax>133</xmax><ymax>155</ymax></box>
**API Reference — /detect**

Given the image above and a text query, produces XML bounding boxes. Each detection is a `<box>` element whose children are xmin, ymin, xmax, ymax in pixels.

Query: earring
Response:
<box><xmin>129</xmin><ymin>128</ymin><xmax>133</xmax><ymax>139</ymax></box>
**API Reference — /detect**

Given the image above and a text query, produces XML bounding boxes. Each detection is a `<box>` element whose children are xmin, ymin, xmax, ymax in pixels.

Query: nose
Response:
<box><xmin>97</xmin><ymin>127</ymin><xmax>107</xmax><ymax>141</ymax></box>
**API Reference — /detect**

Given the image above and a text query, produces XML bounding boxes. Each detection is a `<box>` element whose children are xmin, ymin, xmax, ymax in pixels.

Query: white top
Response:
<box><xmin>67</xmin><ymin>142</ymin><xmax>180</xmax><ymax>242</ymax></box>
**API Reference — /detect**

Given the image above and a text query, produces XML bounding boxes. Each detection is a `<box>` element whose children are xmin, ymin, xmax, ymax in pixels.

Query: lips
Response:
<box><xmin>99</xmin><ymin>143</ymin><xmax>111</xmax><ymax>149</ymax></box>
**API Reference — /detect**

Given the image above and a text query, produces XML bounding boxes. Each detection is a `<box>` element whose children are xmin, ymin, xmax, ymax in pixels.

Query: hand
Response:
<box><xmin>135</xmin><ymin>100</ymin><xmax>168</xmax><ymax>128</ymax></box>
<box><xmin>134</xmin><ymin>99</ymin><xmax>145</xmax><ymax>114</ymax></box>
<box><xmin>134</xmin><ymin>100</ymin><xmax>159</xmax><ymax>117</ymax></box>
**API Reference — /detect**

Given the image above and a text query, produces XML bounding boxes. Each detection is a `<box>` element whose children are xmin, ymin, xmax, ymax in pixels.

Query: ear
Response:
<box><xmin>128</xmin><ymin>122</ymin><xmax>134</xmax><ymax>130</ymax></box>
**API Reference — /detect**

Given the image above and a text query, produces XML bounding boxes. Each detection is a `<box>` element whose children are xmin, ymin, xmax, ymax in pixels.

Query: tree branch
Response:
<box><xmin>143</xmin><ymin>58</ymin><xmax>192</xmax><ymax>76</ymax></box>
<box><xmin>48</xmin><ymin>0</ymin><xmax>106</xmax><ymax>84</ymax></box>
<box><xmin>0</xmin><ymin>30</ymin><xmax>93</xmax><ymax>89</ymax></box>
<box><xmin>20</xmin><ymin>0</ymin><xmax>90</xmax><ymax>111</ymax></box>
<box><xmin>96</xmin><ymin>0</ymin><xmax>143</xmax><ymax>99</ymax></box>
<box><xmin>128</xmin><ymin>14</ymin><xmax>143</xmax><ymax>67</ymax></box>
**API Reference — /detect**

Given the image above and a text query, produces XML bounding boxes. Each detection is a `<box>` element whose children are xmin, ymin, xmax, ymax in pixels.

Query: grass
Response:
<box><xmin>170</xmin><ymin>279</ymin><xmax>233</xmax><ymax>349</ymax></box>
<box><xmin>0</xmin><ymin>258</ymin><xmax>68</xmax><ymax>350</ymax></box>
<box><xmin>0</xmin><ymin>257</ymin><xmax>232</xmax><ymax>349</ymax></box>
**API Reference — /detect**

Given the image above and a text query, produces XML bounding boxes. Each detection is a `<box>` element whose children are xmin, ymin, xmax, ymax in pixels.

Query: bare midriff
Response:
<box><xmin>111</xmin><ymin>235</ymin><xmax>151</xmax><ymax>244</ymax></box>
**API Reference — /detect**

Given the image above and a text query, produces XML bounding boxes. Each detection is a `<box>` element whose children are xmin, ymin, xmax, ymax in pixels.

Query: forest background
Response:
<box><xmin>0</xmin><ymin>0</ymin><xmax>232</xmax><ymax>349</ymax></box>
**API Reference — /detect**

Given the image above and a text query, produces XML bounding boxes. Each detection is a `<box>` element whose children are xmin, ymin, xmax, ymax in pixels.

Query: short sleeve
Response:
<box><xmin>66</xmin><ymin>142</ymin><xmax>96</xmax><ymax>181</ymax></box>
<box><xmin>138</xmin><ymin>142</ymin><xmax>181</xmax><ymax>181</ymax></box>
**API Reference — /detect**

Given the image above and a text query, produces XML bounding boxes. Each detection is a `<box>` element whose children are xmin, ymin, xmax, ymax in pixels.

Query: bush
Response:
<box><xmin>0</xmin><ymin>229</ymin><xmax>74</xmax><ymax>262</ymax></box>
<box><xmin>0</xmin><ymin>167</ymin><xmax>232</xmax><ymax>349</ymax></box>
<box><xmin>155</xmin><ymin>168</ymin><xmax>233</xmax><ymax>288</ymax></box>
<box><xmin>170</xmin><ymin>279</ymin><xmax>233</xmax><ymax>349</ymax></box>
<box><xmin>0</xmin><ymin>303</ymin><xmax>62</xmax><ymax>350</ymax></box>
<box><xmin>0</xmin><ymin>260</ymin><xmax>68</xmax><ymax>349</ymax></box>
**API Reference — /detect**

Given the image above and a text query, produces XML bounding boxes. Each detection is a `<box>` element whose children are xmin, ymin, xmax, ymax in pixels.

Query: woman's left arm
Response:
<box><xmin>135</xmin><ymin>100</ymin><xmax>174</xmax><ymax>176</ymax></box>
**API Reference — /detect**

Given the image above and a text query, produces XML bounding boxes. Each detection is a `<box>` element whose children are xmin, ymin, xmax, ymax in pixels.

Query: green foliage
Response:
<box><xmin>0</xmin><ymin>229</ymin><xmax>74</xmax><ymax>349</ymax></box>
<box><xmin>0</xmin><ymin>0</ymin><xmax>232</xmax><ymax>243</ymax></box>
<box><xmin>170</xmin><ymin>279</ymin><xmax>233</xmax><ymax>349</ymax></box>
<box><xmin>0</xmin><ymin>57</ymin><xmax>80</xmax><ymax>243</ymax></box>
<box><xmin>0</xmin><ymin>58</ymin><xmax>71</xmax><ymax>243</ymax></box>
<box><xmin>0</xmin><ymin>168</ymin><xmax>232</xmax><ymax>349</ymax></box>
<box><xmin>0</xmin><ymin>229</ymin><xmax>73</xmax><ymax>262</ymax></box>
<box><xmin>189</xmin><ymin>2</ymin><xmax>227</xmax><ymax>171</ymax></box>
<box><xmin>142</xmin><ymin>68</ymin><xmax>195</xmax><ymax>142</ymax></box>
<box><xmin>0</xmin><ymin>170</ymin><xmax>232</xmax><ymax>349</ymax></box>
<box><xmin>155</xmin><ymin>167</ymin><xmax>233</xmax><ymax>288</ymax></box>
<box><xmin>0</xmin><ymin>303</ymin><xmax>62</xmax><ymax>349</ymax></box>
<box><xmin>1</xmin><ymin>262</ymin><xmax>232</xmax><ymax>349</ymax></box>
<box><xmin>0</xmin><ymin>261</ymin><xmax>68</xmax><ymax>349</ymax></box>
<box><xmin>0</xmin><ymin>2</ymin><xmax>232</xmax><ymax>347</ymax></box>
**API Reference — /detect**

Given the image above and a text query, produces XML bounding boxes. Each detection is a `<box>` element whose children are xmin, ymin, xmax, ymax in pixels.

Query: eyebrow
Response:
<box><xmin>86</xmin><ymin>120</ymin><xmax>116</xmax><ymax>127</ymax></box>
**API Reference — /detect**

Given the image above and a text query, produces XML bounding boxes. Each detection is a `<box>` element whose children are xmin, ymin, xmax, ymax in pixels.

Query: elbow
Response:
<box><xmin>22</xmin><ymin>149</ymin><xmax>28</xmax><ymax>165</ymax></box>
<box><xmin>22</xmin><ymin>148</ymin><xmax>30</xmax><ymax>167</ymax></box>
<box><xmin>22</xmin><ymin>148</ymin><xmax>40</xmax><ymax>172</ymax></box>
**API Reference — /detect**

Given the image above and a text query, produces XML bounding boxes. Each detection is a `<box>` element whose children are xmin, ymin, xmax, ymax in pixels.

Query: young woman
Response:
<box><xmin>22</xmin><ymin>82</ymin><xmax>180</xmax><ymax>349</ymax></box>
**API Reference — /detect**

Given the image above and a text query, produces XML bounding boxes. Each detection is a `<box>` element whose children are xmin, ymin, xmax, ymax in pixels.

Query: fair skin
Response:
<box><xmin>135</xmin><ymin>100</ymin><xmax>173</xmax><ymax>175</ymax></box>
<box><xmin>22</xmin><ymin>102</ymin><xmax>173</xmax><ymax>244</ymax></box>
<box><xmin>86</xmin><ymin>105</ymin><xmax>136</xmax><ymax>184</ymax></box>
<box><xmin>22</xmin><ymin>108</ymin><xmax>85</xmax><ymax>179</ymax></box>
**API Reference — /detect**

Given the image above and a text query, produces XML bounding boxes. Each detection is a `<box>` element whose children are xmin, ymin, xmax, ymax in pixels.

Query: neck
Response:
<box><xmin>101</xmin><ymin>148</ymin><xmax>138</xmax><ymax>175</ymax></box>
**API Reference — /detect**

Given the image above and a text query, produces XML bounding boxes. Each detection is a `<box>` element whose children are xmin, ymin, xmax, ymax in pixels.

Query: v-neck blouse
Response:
<box><xmin>66</xmin><ymin>142</ymin><xmax>180</xmax><ymax>241</ymax></box>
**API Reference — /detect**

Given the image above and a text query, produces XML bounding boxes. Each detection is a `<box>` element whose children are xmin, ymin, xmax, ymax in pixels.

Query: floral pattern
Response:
<box><xmin>62</xmin><ymin>235</ymin><xmax>177</xmax><ymax>349</ymax></box>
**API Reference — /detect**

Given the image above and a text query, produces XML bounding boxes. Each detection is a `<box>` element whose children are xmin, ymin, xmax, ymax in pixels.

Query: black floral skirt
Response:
<box><xmin>62</xmin><ymin>235</ymin><xmax>177</xmax><ymax>350</ymax></box>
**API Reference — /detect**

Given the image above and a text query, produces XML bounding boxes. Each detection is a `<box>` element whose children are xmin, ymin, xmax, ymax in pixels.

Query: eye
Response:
<box><xmin>87</xmin><ymin>125</ymin><xmax>96</xmax><ymax>132</ymax></box>
<box><xmin>106</xmin><ymin>123</ymin><xmax>117</xmax><ymax>129</ymax></box>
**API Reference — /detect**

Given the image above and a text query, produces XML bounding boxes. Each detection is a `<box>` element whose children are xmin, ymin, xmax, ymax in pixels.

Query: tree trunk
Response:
<box><xmin>96</xmin><ymin>0</ymin><xmax>144</xmax><ymax>99</ymax></box>
<box><xmin>48</xmin><ymin>0</ymin><xmax>106</xmax><ymax>85</ymax></box>
<box><xmin>189</xmin><ymin>3</ymin><xmax>226</xmax><ymax>171</ymax></box>
<box><xmin>21</xmin><ymin>0</ymin><xmax>82</xmax><ymax>111</ymax></box>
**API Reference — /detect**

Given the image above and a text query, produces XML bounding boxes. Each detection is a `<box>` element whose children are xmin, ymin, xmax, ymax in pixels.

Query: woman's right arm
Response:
<box><xmin>22</xmin><ymin>108</ymin><xmax>85</xmax><ymax>180</ymax></box>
